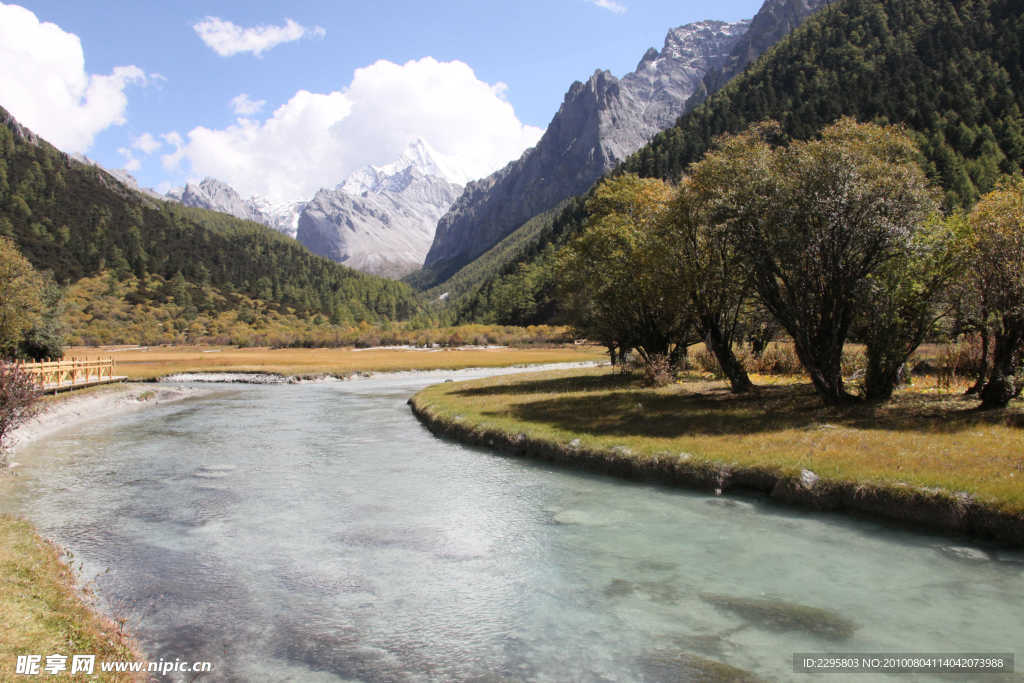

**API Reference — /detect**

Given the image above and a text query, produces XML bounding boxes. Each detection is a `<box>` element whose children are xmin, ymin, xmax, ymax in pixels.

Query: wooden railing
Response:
<box><xmin>18</xmin><ymin>357</ymin><xmax>116</xmax><ymax>389</ymax></box>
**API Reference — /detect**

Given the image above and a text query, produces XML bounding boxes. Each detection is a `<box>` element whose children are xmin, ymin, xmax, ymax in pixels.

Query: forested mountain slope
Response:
<box><xmin>625</xmin><ymin>0</ymin><xmax>1024</xmax><ymax>208</ymax></box>
<box><xmin>0</xmin><ymin>107</ymin><xmax>420</xmax><ymax>324</ymax></box>
<box><xmin>455</xmin><ymin>0</ymin><xmax>1024</xmax><ymax>325</ymax></box>
<box><xmin>417</xmin><ymin>0</ymin><xmax>827</xmax><ymax>289</ymax></box>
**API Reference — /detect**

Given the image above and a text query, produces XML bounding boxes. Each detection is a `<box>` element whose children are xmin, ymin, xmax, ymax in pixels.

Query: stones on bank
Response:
<box><xmin>408</xmin><ymin>397</ymin><xmax>1024</xmax><ymax>547</ymax></box>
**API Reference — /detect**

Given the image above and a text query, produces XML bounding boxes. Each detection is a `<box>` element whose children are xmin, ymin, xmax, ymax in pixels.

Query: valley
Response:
<box><xmin>2</xmin><ymin>0</ymin><xmax>1023</xmax><ymax>680</ymax></box>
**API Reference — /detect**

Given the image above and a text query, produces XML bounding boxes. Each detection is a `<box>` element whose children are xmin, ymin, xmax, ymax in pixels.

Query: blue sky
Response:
<box><xmin>2</xmin><ymin>0</ymin><xmax>765</xmax><ymax>201</ymax></box>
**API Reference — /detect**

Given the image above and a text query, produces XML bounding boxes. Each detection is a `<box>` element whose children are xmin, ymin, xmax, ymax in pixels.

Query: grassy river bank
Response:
<box><xmin>410</xmin><ymin>366</ymin><xmax>1024</xmax><ymax>546</ymax></box>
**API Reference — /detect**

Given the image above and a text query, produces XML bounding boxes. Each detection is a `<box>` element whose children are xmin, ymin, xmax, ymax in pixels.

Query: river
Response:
<box><xmin>3</xmin><ymin>367</ymin><xmax>1022</xmax><ymax>681</ymax></box>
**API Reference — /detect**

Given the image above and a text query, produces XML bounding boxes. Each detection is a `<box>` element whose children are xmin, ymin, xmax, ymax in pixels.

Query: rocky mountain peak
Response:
<box><xmin>421</xmin><ymin>0</ymin><xmax>827</xmax><ymax>284</ymax></box>
<box><xmin>297</xmin><ymin>157</ymin><xmax>464</xmax><ymax>278</ymax></box>
<box><xmin>0</xmin><ymin>106</ymin><xmax>39</xmax><ymax>145</ymax></box>
<box><xmin>341</xmin><ymin>138</ymin><xmax>469</xmax><ymax>196</ymax></box>
<box><xmin>686</xmin><ymin>0</ymin><xmax>830</xmax><ymax>105</ymax></box>
<box><xmin>166</xmin><ymin>177</ymin><xmax>305</xmax><ymax>238</ymax></box>
<box><xmin>638</xmin><ymin>47</ymin><xmax>660</xmax><ymax>68</ymax></box>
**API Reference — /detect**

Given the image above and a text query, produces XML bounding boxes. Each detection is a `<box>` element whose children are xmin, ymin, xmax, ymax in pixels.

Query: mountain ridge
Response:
<box><xmin>165</xmin><ymin>139</ymin><xmax>465</xmax><ymax>277</ymax></box>
<box><xmin>418</xmin><ymin>0</ymin><xmax>827</xmax><ymax>288</ymax></box>
<box><xmin>452</xmin><ymin>0</ymin><xmax>1024</xmax><ymax>327</ymax></box>
<box><xmin>168</xmin><ymin>178</ymin><xmax>306</xmax><ymax>238</ymax></box>
<box><xmin>0</xmin><ymin>105</ymin><xmax>421</xmax><ymax>324</ymax></box>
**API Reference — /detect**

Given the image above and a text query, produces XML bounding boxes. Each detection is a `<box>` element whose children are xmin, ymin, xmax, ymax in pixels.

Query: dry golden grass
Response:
<box><xmin>416</xmin><ymin>367</ymin><xmax>1024</xmax><ymax>513</ymax></box>
<box><xmin>64</xmin><ymin>344</ymin><xmax>607</xmax><ymax>380</ymax></box>
<box><xmin>0</xmin><ymin>515</ymin><xmax>142</xmax><ymax>681</ymax></box>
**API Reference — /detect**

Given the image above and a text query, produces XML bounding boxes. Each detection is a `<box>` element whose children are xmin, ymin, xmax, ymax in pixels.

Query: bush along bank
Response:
<box><xmin>408</xmin><ymin>394</ymin><xmax>1024</xmax><ymax>548</ymax></box>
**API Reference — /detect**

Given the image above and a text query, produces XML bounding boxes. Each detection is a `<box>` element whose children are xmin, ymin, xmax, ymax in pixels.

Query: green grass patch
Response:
<box><xmin>414</xmin><ymin>367</ymin><xmax>1024</xmax><ymax>514</ymax></box>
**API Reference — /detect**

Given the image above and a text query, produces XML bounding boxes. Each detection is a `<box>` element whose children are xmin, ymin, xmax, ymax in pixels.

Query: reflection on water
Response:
<box><xmin>3</xmin><ymin>368</ymin><xmax>1022</xmax><ymax>681</ymax></box>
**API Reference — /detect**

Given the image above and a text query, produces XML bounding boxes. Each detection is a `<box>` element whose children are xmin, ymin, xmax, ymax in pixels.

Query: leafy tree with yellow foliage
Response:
<box><xmin>557</xmin><ymin>174</ymin><xmax>694</xmax><ymax>368</ymax></box>
<box><xmin>970</xmin><ymin>179</ymin><xmax>1024</xmax><ymax>408</ymax></box>
<box><xmin>0</xmin><ymin>236</ymin><xmax>45</xmax><ymax>359</ymax></box>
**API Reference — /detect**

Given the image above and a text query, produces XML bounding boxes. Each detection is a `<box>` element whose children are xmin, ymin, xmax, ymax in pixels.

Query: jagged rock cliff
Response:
<box><xmin>686</xmin><ymin>0</ymin><xmax>830</xmax><ymax>109</ymax></box>
<box><xmin>422</xmin><ymin>0</ymin><xmax>827</xmax><ymax>285</ymax></box>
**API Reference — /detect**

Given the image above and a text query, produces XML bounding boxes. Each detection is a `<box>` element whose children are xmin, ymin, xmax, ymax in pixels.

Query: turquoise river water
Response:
<box><xmin>3</xmin><ymin>367</ymin><xmax>1022</xmax><ymax>681</ymax></box>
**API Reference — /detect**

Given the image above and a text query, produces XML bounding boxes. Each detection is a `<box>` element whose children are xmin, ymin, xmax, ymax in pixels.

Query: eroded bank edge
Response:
<box><xmin>408</xmin><ymin>394</ymin><xmax>1024</xmax><ymax>548</ymax></box>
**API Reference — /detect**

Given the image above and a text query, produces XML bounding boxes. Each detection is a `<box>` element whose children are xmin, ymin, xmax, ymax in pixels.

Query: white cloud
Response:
<box><xmin>154</xmin><ymin>180</ymin><xmax>179</xmax><ymax>195</ymax></box>
<box><xmin>0</xmin><ymin>3</ymin><xmax>146</xmax><ymax>153</ymax></box>
<box><xmin>118</xmin><ymin>146</ymin><xmax>140</xmax><ymax>172</ymax></box>
<box><xmin>589</xmin><ymin>0</ymin><xmax>627</xmax><ymax>14</ymax></box>
<box><xmin>160</xmin><ymin>131</ymin><xmax>186</xmax><ymax>171</ymax></box>
<box><xmin>174</xmin><ymin>57</ymin><xmax>544</xmax><ymax>202</ymax></box>
<box><xmin>491</xmin><ymin>81</ymin><xmax>510</xmax><ymax>100</ymax></box>
<box><xmin>132</xmin><ymin>132</ymin><xmax>161</xmax><ymax>154</ymax></box>
<box><xmin>193</xmin><ymin>16</ymin><xmax>325</xmax><ymax>57</ymax></box>
<box><xmin>230</xmin><ymin>93</ymin><xmax>266</xmax><ymax>116</ymax></box>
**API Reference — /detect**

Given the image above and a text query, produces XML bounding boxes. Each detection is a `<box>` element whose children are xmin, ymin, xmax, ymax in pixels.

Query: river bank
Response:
<box><xmin>5</xmin><ymin>383</ymin><xmax>211</xmax><ymax>459</ymax></box>
<box><xmin>2</xmin><ymin>384</ymin><xmax>210</xmax><ymax>681</ymax></box>
<box><xmin>410</xmin><ymin>367</ymin><xmax>1024</xmax><ymax>547</ymax></box>
<box><xmin>0</xmin><ymin>516</ymin><xmax>143</xmax><ymax>682</ymax></box>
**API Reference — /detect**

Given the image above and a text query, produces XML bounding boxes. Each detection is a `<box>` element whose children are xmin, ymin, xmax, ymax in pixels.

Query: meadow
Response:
<box><xmin>65</xmin><ymin>344</ymin><xmax>606</xmax><ymax>380</ymax></box>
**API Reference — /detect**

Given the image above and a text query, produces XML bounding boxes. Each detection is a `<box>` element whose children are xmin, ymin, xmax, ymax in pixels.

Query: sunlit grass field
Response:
<box><xmin>65</xmin><ymin>344</ymin><xmax>607</xmax><ymax>380</ymax></box>
<box><xmin>0</xmin><ymin>516</ymin><xmax>141</xmax><ymax>681</ymax></box>
<box><xmin>415</xmin><ymin>366</ymin><xmax>1024</xmax><ymax>514</ymax></box>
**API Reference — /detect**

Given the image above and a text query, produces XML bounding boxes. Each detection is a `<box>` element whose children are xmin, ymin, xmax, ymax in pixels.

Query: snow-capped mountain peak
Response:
<box><xmin>161</xmin><ymin>137</ymin><xmax>466</xmax><ymax>276</ymax></box>
<box><xmin>297</xmin><ymin>140</ymin><xmax>466</xmax><ymax>278</ymax></box>
<box><xmin>340</xmin><ymin>138</ymin><xmax>471</xmax><ymax>196</ymax></box>
<box><xmin>385</xmin><ymin>137</ymin><xmax>471</xmax><ymax>184</ymax></box>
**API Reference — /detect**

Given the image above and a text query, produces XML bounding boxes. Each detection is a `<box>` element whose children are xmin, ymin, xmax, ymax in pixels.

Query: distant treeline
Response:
<box><xmin>61</xmin><ymin>271</ymin><xmax>572</xmax><ymax>349</ymax></box>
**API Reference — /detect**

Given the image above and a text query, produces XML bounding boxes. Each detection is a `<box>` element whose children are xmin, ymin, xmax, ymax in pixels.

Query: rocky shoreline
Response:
<box><xmin>409</xmin><ymin>395</ymin><xmax>1024</xmax><ymax>548</ymax></box>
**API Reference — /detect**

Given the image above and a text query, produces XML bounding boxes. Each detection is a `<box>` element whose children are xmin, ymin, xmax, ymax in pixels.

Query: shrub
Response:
<box><xmin>841</xmin><ymin>347</ymin><xmax>867</xmax><ymax>378</ymax></box>
<box><xmin>637</xmin><ymin>353</ymin><xmax>675</xmax><ymax>387</ymax></box>
<box><xmin>691</xmin><ymin>346</ymin><xmax>720</xmax><ymax>375</ymax></box>
<box><xmin>936</xmin><ymin>335</ymin><xmax>987</xmax><ymax>383</ymax></box>
<box><xmin>0</xmin><ymin>362</ymin><xmax>41</xmax><ymax>459</ymax></box>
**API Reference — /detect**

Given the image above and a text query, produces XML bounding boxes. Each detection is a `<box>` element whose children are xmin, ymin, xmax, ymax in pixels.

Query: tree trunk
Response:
<box><xmin>980</xmin><ymin>327</ymin><xmax>1023</xmax><ymax>409</ymax></box>
<box><xmin>702</xmin><ymin>317</ymin><xmax>753</xmax><ymax>393</ymax></box>
<box><xmin>668</xmin><ymin>342</ymin><xmax>689</xmax><ymax>371</ymax></box>
<box><xmin>605</xmin><ymin>343</ymin><xmax>619</xmax><ymax>367</ymax></box>
<box><xmin>793</xmin><ymin>339</ymin><xmax>857</xmax><ymax>405</ymax></box>
<box><xmin>864</xmin><ymin>353</ymin><xmax>899</xmax><ymax>402</ymax></box>
<box><xmin>966</xmin><ymin>328</ymin><xmax>991</xmax><ymax>396</ymax></box>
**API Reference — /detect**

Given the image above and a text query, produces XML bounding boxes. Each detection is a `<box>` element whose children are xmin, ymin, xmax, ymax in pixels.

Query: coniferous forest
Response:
<box><xmin>0</xmin><ymin>107</ymin><xmax>421</xmax><ymax>330</ymax></box>
<box><xmin>452</xmin><ymin>0</ymin><xmax>1024</xmax><ymax>326</ymax></box>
